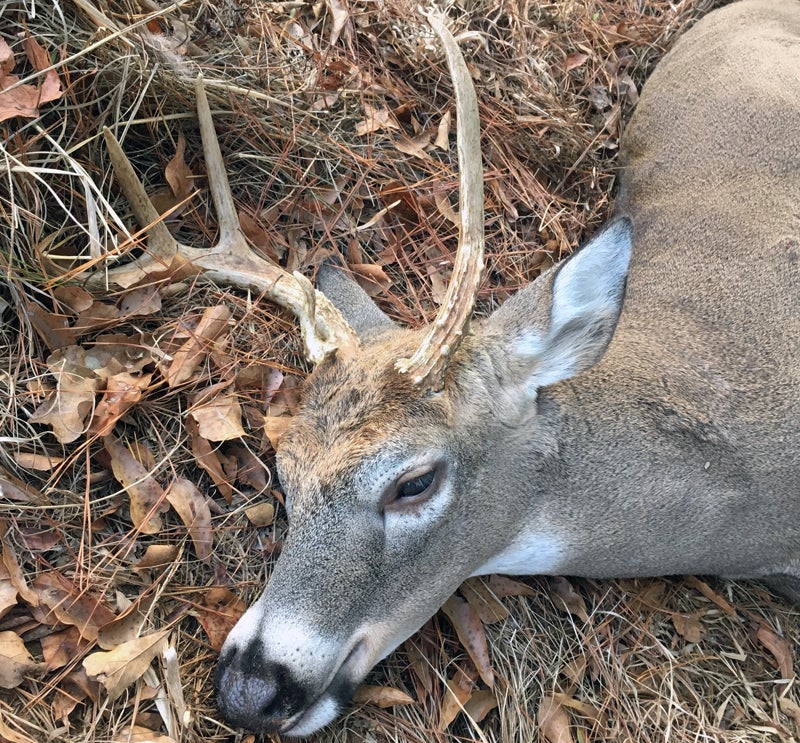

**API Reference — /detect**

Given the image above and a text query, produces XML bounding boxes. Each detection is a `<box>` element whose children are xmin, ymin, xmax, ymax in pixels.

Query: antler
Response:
<box><xmin>91</xmin><ymin>76</ymin><xmax>359</xmax><ymax>365</ymax></box>
<box><xmin>395</xmin><ymin>13</ymin><xmax>485</xmax><ymax>392</ymax></box>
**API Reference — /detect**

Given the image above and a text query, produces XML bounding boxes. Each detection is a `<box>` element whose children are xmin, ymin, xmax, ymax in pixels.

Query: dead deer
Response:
<box><xmin>97</xmin><ymin>0</ymin><xmax>800</xmax><ymax>736</ymax></box>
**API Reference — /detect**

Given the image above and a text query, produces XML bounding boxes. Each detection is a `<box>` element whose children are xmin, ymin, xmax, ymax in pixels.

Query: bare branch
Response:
<box><xmin>395</xmin><ymin>12</ymin><xmax>485</xmax><ymax>391</ymax></box>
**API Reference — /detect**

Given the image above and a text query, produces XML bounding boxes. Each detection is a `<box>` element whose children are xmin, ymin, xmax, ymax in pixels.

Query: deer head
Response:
<box><xmin>99</xmin><ymin>0</ymin><xmax>800</xmax><ymax>736</ymax></box>
<box><xmin>214</xmin><ymin>212</ymin><xmax>631</xmax><ymax>734</ymax></box>
<box><xmin>212</xmin><ymin>14</ymin><xmax>634</xmax><ymax>733</ymax></box>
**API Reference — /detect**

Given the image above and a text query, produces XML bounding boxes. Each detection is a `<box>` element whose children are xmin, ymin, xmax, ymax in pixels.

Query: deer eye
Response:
<box><xmin>399</xmin><ymin>470</ymin><xmax>435</xmax><ymax>498</ymax></box>
<box><xmin>384</xmin><ymin>465</ymin><xmax>440</xmax><ymax>510</ymax></box>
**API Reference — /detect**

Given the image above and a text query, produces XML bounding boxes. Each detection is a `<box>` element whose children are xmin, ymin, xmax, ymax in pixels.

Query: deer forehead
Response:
<box><xmin>277</xmin><ymin>350</ymin><xmax>453</xmax><ymax>495</ymax></box>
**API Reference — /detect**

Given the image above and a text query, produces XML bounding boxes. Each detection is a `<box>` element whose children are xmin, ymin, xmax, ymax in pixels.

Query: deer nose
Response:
<box><xmin>215</xmin><ymin>641</ymin><xmax>304</xmax><ymax>733</ymax></box>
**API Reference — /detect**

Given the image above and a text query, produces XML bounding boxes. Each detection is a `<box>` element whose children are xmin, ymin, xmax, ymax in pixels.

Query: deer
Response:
<box><xmin>95</xmin><ymin>0</ymin><xmax>800</xmax><ymax>736</ymax></box>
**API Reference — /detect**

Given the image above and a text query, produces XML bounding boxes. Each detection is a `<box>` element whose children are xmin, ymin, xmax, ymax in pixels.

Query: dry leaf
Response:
<box><xmin>25</xmin><ymin>300</ymin><xmax>76</xmax><ymax>350</ymax></box>
<box><xmin>264</xmin><ymin>415</ymin><xmax>292</xmax><ymax>450</ymax></box>
<box><xmin>83</xmin><ymin>630</ymin><xmax>169</xmax><ymax>700</ymax></box>
<box><xmin>52</xmin><ymin>667</ymin><xmax>99</xmax><ymax>720</ymax></box>
<box><xmin>189</xmin><ymin>391</ymin><xmax>245</xmax><ymax>442</ymax></box>
<box><xmin>757</xmin><ymin>622</ymin><xmax>793</xmax><ymax>680</ymax></box>
<box><xmin>85</xmin><ymin>334</ymin><xmax>155</xmax><ymax>378</ymax></box>
<box><xmin>350</xmin><ymin>263</ymin><xmax>391</xmax><ymax>287</ymax></box>
<box><xmin>0</xmin><ymin>709</ymin><xmax>38</xmax><ymax>743</ymax></box>
<box><xmin>404</xmin><ymin>635</ymin><xmax>435</xmax><ymax>699</ymax></box>
<box><xmin>352</xmin><ymin>684</ymin><xmax>414</xmax><ymax>708</ymax></box>
<box><xmin>394</xmin><ymin>130</ymin><xmax>433</xmax><ymax>160</ymax></box>
<box><xmin>428</xmin><ymin>265</ymin><xmax>449</xmax><ymax>305</ymax></box>
<box><xmin>245</xmin><ymin>502</ymin><xmax>275</xmax><ymax>527</ymax></box>
<box><xmin>561</xmin><ymin>657</ymin><xmax>587</xmax><ymax>686</ymax></box>
<box><xmin>1</xmin><ymin>539</ymin><xmax>38</xmax><ymax>606</ymax></box>
<box><xmin>186</xmin><ymin>417</ymin><xmax>233</xmax><ymax>503</ymax></box>
<box><xmin>113</xmin><ymin>726</ymin><xmax>177</xmax><ymax>743</ymax></box>
<box><xmin>239</xmin><ymin>211</ymin><xmax>283</xmax><ymax>262</ymax></box>
<box><xmin>460</xmin><ymin>578</ymin><xmax>509</xmax><ymax>625</ymax></box>
<box><xmin>538</xmin><ymin>693</ymin><xmax>575</xmax><ymax>743</ymax></box>
<box><xmin>434</xmin><ymin>110</ymin><xmax>451</xmax><ymax>150</ymax></box>
<box><xmin>104</xmin><ymin>435</ymin><xmax>166</xmax><ymax>534</ymax></box>
<box><xmin>779</xmin><ymin>697</ymin><xmax>800</xmax><ymax>726</ymax></box>
<box><xmin>672</xmin><ymin>612</ymin><xmax>705</xmax><ymax>643</ymax></box>
<box><xmin>53</xmin><ymin>285</ymin><xmax>94</xmax><ymax>313</ymax></box>
<box><xmin>565</xmin><ymin>52</ymin><xmax>589</xmax><ymax>71</ymax></box>
<box><xmin>228</xmin><ymin>444</ymin><xmax>269</xmax><ymax>492</ymax></box>
<box><xmin>90</xmin><ymin>372</ymin><xmax>152</xmax><ymax>435</ymax></box>
<box><xmin>441</xmin><ymin>594</ymin><xmax>494</xmax><ymax>687</ymax></box>
<box><xmin>72</xmin><ymin>301</ymin><xmax>121</xmax><ymax>335</ymax></box>
<box><xmin>0</xmin><ymin>467</ymin><xmax>45</xmax><ymax>503</ymax></box>
<box><xmin>683</xmin><ymin>576</ymin><xmax>737</xmax><ymax>616</ymax></box>
<box><xmin>134</xmin><ymin>544</ymin><xmax>179</xmax><ymax>570</ymax></box>
<box><xmin>30</xmin><ymin>346</ymin><xmax>100</xmax><ymax>443</ymax></box>
<box><xmin>97</xmin><ymin>595</ymin><xmax>157</xmax><ymax>650</ymax></box>
<box><xmin>236</xmin><ymin>363</ymin><xmax>283</xmax><ymax>397</ymax></box>
<box><xmin>165</xmin><ymin>133</ymin><xmax>193</xmax><ymax>199</ymax></box>
<box><xmin>0</xmin><ymin>631</ymin><xmax>36</xmax><ymax>688</ymax></box>
<box><xmin>0</xmin><ymin>575</ymin><xmax>17</xmax><ymax>619</ymax></box>
<box><xmin>486</xmin><ymin>575</ymin><xmax>537</xmax><ymax>598</ymax></box>
<box><xmin>41</xmin><ymin>626</ymin><xmax>84</xmax><ymax>671</ymax></box>
<box><xmin>326</xmin><ymin>0</ymin><xmax>351</xmax><ymax>46</ymax></box>
<box><xmin>118</xmin><ymin>287</ymin><xmax>162</xmax><ymax>317</ymax></box>
<box><xmin>0</xmin><ymin>38</ymin><xmax>12</xmax><ymax>77</ymax></box>
<box><xmin>439</xmin><ymin>674</ymin><xmax>473</xmax><ymax>730</ymax></box>
<box><xmin>32</xmin><ymin>571</ymin><xmax>116</xmax><ymax>641</ymax></box>
<box><xmin>197</xmin><ymin>587</ymin><xmax>246</xmax><ymax>652</ymax></box>
<box><xmin>355</xmin><ymin>104</ymin><xmax>399</xmax><ymax>136</ymax></box>
<box><xmin>462</xmin><ymin>688</ymin><xmax>498</xmax><ymax>723</ymax></box>
<box><xmin>0</xmin><ymin>36</ymin><xmax>62</xmax><ymax>122</ymax></box>
<box><xmin>17</xmin><ymin>528</ymin><xmax>60</xmax><ymax>551</ymax></box>
<box><xmin>11</xmin><ymin>451</ymin><xmax>64</xmax><ymax>471</ymax></box>
<box><xmin>550</xmin><ymin>577</ymin><xmax>589</xmax><ymax>622</ymax></box>
<box><xmin>434</xmin><ymin>190</ymin><xmax>458</xmax><ymax>225</ymax></box>
<box><xmin>165</xmin><ymin>306</ymin><xmax>231</xmax><ymax>387</ymax></box>
<box><xmin>166</xmin><ymin>479</ymin><xmax>213</xmax><ymax>561</ymax></box>
<box><xmin>31</xmin><ymin>340</ymin><xmax>153</xmax><ymax>443</ymax></box>
<box><xmin>557</xmin><ymin>694</ymin><xmax>606</xmax><ymax>726</ymax></box>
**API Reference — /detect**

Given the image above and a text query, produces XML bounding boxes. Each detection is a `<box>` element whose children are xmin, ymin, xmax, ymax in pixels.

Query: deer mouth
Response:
<box><xmin>279</xmin><ymin>638</ymin><xmax>369</xmax><ymax>737</ymax></box>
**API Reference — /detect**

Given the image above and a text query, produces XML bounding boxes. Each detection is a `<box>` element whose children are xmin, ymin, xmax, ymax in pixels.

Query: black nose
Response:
<box><xmin>215</xmin><ymin>641</ymin><xmax>306</xmax><ymax>733</ymax></box>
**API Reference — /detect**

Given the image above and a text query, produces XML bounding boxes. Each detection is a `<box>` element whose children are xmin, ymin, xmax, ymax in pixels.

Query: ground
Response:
<box><xmin>1</xmin><ymin>1</ymin><xmax>799</xmax><ymax>742</ymax></box>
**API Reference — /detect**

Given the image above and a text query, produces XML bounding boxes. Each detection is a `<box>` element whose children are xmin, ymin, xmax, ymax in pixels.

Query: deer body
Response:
<box><xmin>216</xmin><ymin>0</ymin><xmax>800</xmax><ymax>735</ymax></box>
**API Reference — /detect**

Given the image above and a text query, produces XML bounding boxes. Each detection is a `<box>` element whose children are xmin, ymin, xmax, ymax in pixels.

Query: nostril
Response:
<box><xmin>216</xmin><ymin>645</ymin><xmax>307</xmax><ymax>733</ymax></box>
<box><xmin>216</xmin><ymin>663</ymin><xmax>280</xmax><ymax>731</ymax></box>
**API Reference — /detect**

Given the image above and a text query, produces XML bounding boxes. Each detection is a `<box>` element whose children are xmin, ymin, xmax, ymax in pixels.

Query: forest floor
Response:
<box><xmin>1</xmin><ymin>0</ymin><xmax>799</xmax><ymax>742</ymax></box>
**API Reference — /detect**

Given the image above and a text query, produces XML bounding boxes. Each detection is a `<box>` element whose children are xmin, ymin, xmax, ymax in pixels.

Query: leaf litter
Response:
<box><xmin>0</xmin><ymin>35</ymin><xmax>62</xmax><ymax>122</ymax></box>
<box><xmin>2</xmin><ymin>2</ymin><xmax>799</xmax><ymax>743</ymax></box>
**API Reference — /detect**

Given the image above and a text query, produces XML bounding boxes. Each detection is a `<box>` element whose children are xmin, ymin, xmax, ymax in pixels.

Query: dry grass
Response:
<box><xmin>1</xmin><ymin>0</ymin><xmax>799</xmax><ymax>742</ymax></box>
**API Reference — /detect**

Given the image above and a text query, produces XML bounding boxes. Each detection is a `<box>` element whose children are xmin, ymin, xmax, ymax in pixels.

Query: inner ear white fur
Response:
<box><xmin>513</xmin><ymin>218</ymin><xmax>633</xmax><ymax>395</ymax></box>
<box><xmin>550</xmin><ymin>218</ymin><xmax>633</xmax><ymax>335</ymax></box>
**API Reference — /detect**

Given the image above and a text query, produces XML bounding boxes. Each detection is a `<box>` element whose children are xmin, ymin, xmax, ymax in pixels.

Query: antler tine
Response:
<box><xmin>189</xmin><ymin>75</ymin><xmax>360</xmax><ymax>364</ymax></box>
<box><xmin>92</xmin><ymin>75</ymin><xmax>359</xmax><ymax>365</ymax></box>
<box><xmin>395</xmin><ymin>13</ymin><xmax>485</xmax><ymax>392</ymax></box>
<box><xmin>193</xmin><ymin>77</ymin><xmax>246</xmax><ymax>253</ymax></box>
<box><xmin>95</xmin><ymin>127</ymin><xmax>183</xmax><ymax>287</ymax></box>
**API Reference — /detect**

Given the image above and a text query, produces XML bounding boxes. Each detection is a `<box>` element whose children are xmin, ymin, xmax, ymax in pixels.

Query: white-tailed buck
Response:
<box><xmin>100</xmin><ymin>0</ymin><xmax>800</xmax><ymax>736</ymax></box>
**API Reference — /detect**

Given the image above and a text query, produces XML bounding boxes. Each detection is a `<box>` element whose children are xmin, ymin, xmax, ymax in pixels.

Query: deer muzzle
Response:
<box><xmin>215</xmin><ymin>604</ymin><xmax>371</xmax><ymax>736</ymax></box>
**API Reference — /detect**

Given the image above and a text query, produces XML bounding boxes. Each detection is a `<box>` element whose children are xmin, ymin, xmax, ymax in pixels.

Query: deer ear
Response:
<box><xmin>486</xmin><ymin>218</ymin><xmax>632</xmax><ymax>397</ymax></box>
<box><xmin>316</xmin><ymin>261</ymin><xmax>397</xmax><ymax>340</ymax></box>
